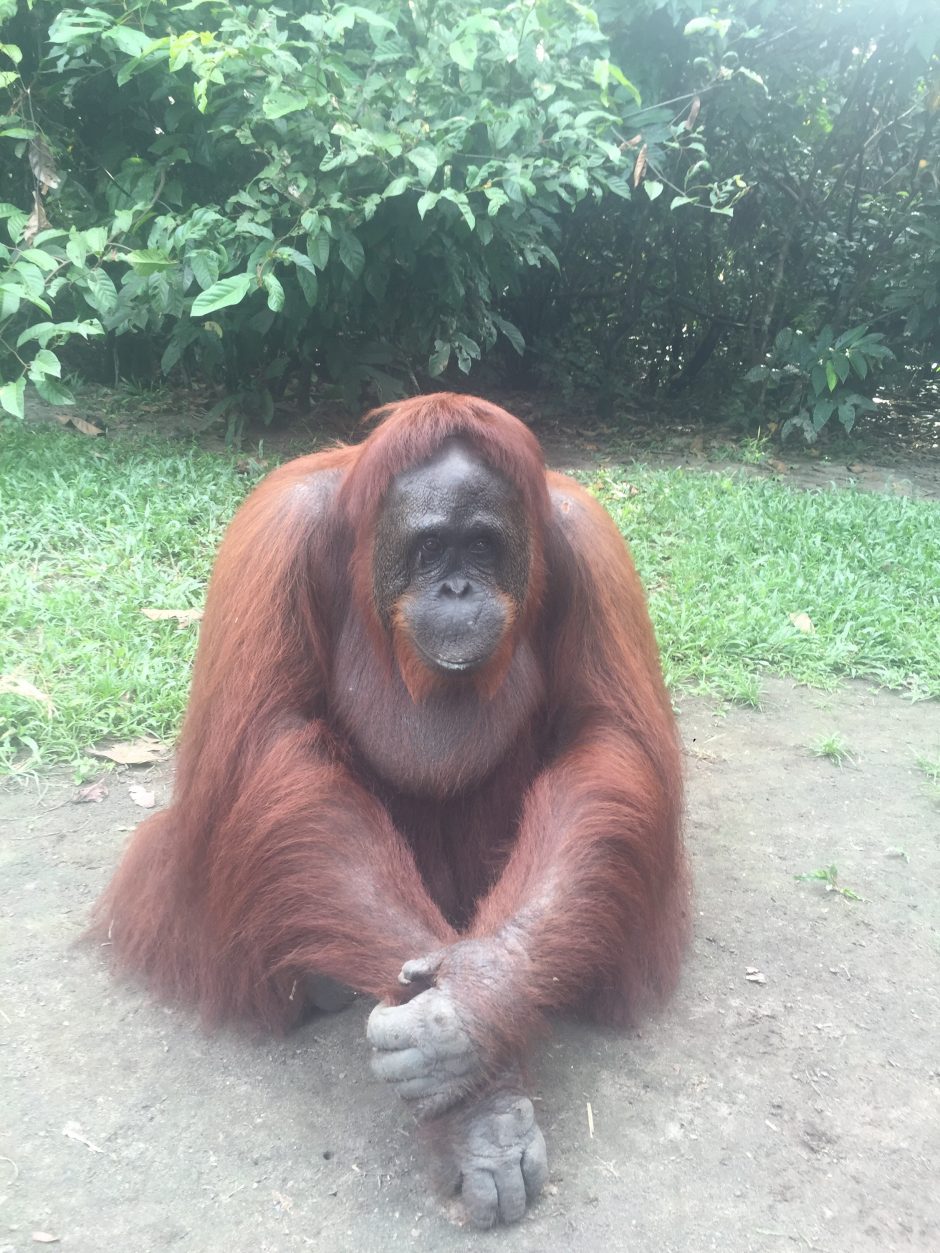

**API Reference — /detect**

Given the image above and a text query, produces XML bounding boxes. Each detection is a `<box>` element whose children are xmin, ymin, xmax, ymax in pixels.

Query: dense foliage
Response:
<box><xmin>0</xmin><ymin>0</ymin><xmax>937</xmax><ymax>438</ymax></box>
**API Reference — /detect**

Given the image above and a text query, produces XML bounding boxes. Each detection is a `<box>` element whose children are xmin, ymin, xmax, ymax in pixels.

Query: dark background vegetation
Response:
<box><xmin>0</xmin><ymin>0</ymin><xmax>938</xmax><ymax>442</ymax></box>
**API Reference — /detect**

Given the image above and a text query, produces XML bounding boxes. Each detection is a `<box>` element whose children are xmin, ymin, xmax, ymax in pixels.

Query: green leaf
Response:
<box><xmin>491</xmin><ymin>117</ymin><xmax>521</xmax><ymax>151</ymax></box>
<box><xmin>83</xmin><ymin>268</ymin><xmax>118</xmax><ymax>316</ymax></box>
<box><xmin>307</xmin><ymin>232</ymin><xmax>330</xmax><ymax>270</ymax></box>
<box><xmin>277</xmin><ymin>247</ymin><xmax>316</xmax><ymax>274</ymax></box>
<box><xmin>449</xmin><ymin>37</ymin><xmax>478</xmax><ymax>71</ymax></box>
<box><xmin>234</xmin><ymin>217</ymin><xmax>274</xmax><ymax>241</ymax></box>
<box><xmin>83</xmin><ymin>227</ymin><xmax>108</xmax><ymax>254</ymax></box>
<box><xmin>16</xmin><ymin>319</ymin><xmax>102</xmax><ymax>348</ymax></box>
<box><xmin>837</xmin><ymin>403</ymin><xmax>856</xmax><ymax>432</ymax></box>
<box><xmin>644</xmin><ymin>180</ymin><xmax>664</xmax><ymax>201</ymax></box>
<box><xmin>670</xmin><ymin>195</ymin><xmax>695</xmax><ymax>210</ymax></box>
<box><xmin>0</xmin><ymin>42</ymin><xmax>23</xmax><ymax>65</ymax></box>
<box><xmin>297</xmin><ymin>266</ymin><xmax>318</xmax><ymax>307</ymax></box>
<box><xmin>0</xmin><ymin>277</ymin><xmax>41</xmax><ymax>312</ymax></box>
<box><xmin>0</xmin><ymin>376</ymin><xmax>25</xmax><ymax>418</ymax></box>
<box><xmin>383</xmin><ymin>177</ymin><xmax>410</xmax><ymax>198</ymax></box>
<box><xmin>417</xmin><ymin>191</ymin><xmax>439</xmax><ymax>220</ymax></box>
<box><xmin>439</xmin><ymin>189</ymin><xmax>475</xmax><ymax>230</ymax></box>
<box><xmin>454</xmin><ymin>332</ymin><xmax>481</xmax><ymax>363</ymax></box>
<box><xmin>33</xmin><ymin>375</ymin><xmax>74</xmax><ymax>405</ymax></box>
<box><xmin>428</xmin><ymin>340</ymin><xmax>451</xmax><ymax>377</ymax></box>
<box><xmin>604</xmin><ymin>176</ymin><xmax>632</xmax><ymax>199</ymax></box>
<box><xmin>262</xmin><ymin>87</ymin><xmax>308</xmax><ymax>120</ymax></box>
<box><xmin>5</xmin><ymin>210</ymin><xmax>27</xmax><ymax>241</ymax></box>
<box><xmin>407</xmin><ymin>145</ymin><xmax>438</xmax><ymax>187</ymax></box>
<box><xmin>127</xmin><ymin>249</ymin><xmax>174</xmax><ymax>275</ymax></box>
<box><xmin>28</xmin><ymin>348</ymin><xmax>60</xmax><ymax>378</ymax></box>
<box><xmin>338</xmin><ymin>232</ymin><xmax>365</xmax><ymax>278</ymax></box>
<box><xmin>825</xmin><ymin>360</ymin><xmax>838</xmax><ymax>392</ymax></box>
<box><xmin>66</xmin><ymin>236</ymin><xmax>87</xmax><ymax>268</ymax></box>
<box><xmin>189</xmin><ymin>249</ymin><xmax>220</xmax><ymax>290</ymax></box>
<box><xmin>485</xmin><ymin>188</ymin><xmax>509</xmax><ymax>216</ymax></box>
<box><xmin>849</xmin><ymin>352</ymin><xmax>868</xmax><ymax>381</ymax></box>
<box><xmin>48</xmin><ymin>8</ymin><xmax>113</xmax><ymax>43</ymax></box>
<box><xmin>102</xmin><ymin>27</ymin><xmax>154</xmax><ymax>57</ymax></box>
<box><xmin>493</xmin><ymin>315</ymin><xmax>525</xmax><ymax>356</ymax></box>
<box><xmin>813</xmin><ymin>398</ymin><xmax>835</xmax><ymax>429</ymax></box>
<box><xmin>17</xmin><ymin>247</ymin><xmax>58</xmax><ymax>272</ymax></box>
<box><xmin>593</xmin><ymin>59</ymin><xmax>641</xmax><ymax>106</ymax></box>
<box><xmin>263</xmin><ymin>272</ymin><xmax>285</xmax><ymax>312</ymax></box>
<box><xmin>0</xmin><ymin>286</ymin><xmax>19</xmax><ymax>319</ymax></box>
<box><xmin>191</xmin><ymin>273</ymin><xmax>252</xmax><ymax>316</ymax></box>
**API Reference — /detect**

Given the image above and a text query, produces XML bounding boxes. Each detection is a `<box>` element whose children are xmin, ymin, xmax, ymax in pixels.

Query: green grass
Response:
<box><xmin>1</xmin><ymin>423</ymin><xmax>251</xmax><ymax>771</ymax></box>
<box><xmin>1</xmin><ymin>425</ymin><xmax>938</xmax><ymax>771</ymax></box>
<box><xmin>590</xmin><ymin>466</ymin><xmax>940</xmax><ymax>703</ymax></box>
<box><xmin>811</xmin><ymin>733</ymin><xmax>856</xmax><ymax>767</ymax></box>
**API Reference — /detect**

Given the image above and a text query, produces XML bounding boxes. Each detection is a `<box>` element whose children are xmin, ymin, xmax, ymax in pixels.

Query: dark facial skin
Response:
<box><xmin>373</xmin><ymin>440</ymin><xmax>530</xmax><ymax>674</ymax></box>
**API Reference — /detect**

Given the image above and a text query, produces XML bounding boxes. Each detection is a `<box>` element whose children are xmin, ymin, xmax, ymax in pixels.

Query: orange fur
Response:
<box><xmin>89</xmin><ymin>394</ymin><xmax>687</xmax><ymax>1073</ymax></box>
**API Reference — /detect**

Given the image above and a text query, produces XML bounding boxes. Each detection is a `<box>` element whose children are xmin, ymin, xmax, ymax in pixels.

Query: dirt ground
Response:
<box><xmin>2</xmin><ymin>676</ymin><xmax>938</xmax><ymax>1253</ymax></box>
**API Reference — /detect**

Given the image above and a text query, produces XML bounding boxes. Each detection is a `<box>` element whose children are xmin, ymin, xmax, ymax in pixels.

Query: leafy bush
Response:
<box><xmin>0</xmin><ymin>0</ymin><xmax>659</xmax><ymax>431</ymax></box>
<box><xmin>1</xmin><ymin>0</ymin><xmax>937</xmax><ymax>438</ymax></box>
<box><xmin>516</xmin><ymin>0</ymin><xmax>939</xmax><ymax>426</ymax></box>
<box><xmin>745</xmin><ymin>325</ymin><xmax>895</xmax><ymax>441</ymax></box>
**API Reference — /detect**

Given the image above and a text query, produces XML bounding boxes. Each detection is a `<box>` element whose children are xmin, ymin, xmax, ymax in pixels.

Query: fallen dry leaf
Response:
<box><xmin>632</xmin><ymin>143</ymin><xmax>648</xmax><ymax>187</ymax></box>
<box><xmin>0</xmin><ymin>673</ymin><xmax>55</xmax><ymax>713</ymax></box>
<box><xmin>609</xmin><ymin>482</ymin><xmax>640</xmax><ymax>500</ymax></box>
<box><xmin>23</xmin><ymin>189</ymin><xmax>50</xmax><ymax>244</ymax></box>
<box><xmin>788</xmin><ymin>612</ymin><xmax>815</xmax><ymax>635</ymax></box>
<box><xmin>70</xmin><ymin>415</ymin><xmax>104</xmax><ymax>437</ymax></box>
<box><xmin>768</xmin><ymin>458</ymin><xmax>790</xmax><ymax>475</ymax></box>
<box><xmin>72</xmin><ymin>781</ymin><xmax>109</xmax><ymax>805</ymax></box>
<box><xmin>128</xmin><ymin>784</ymin><xmax>156</xmax><ymax>809</ymax></box>
<box><xmin>29</xmin><ymin>136</ymin><xmax>61</xmax><ymax>191</ymax></box>
<box><xmin>32</xmin><ymin>1235</ymin><xmax>61</xmax><ymax>1245</ymax></box>
<box><xmin>88</xmin><ymin>736</ymin><xmax>167</xmax><ymax>765</ymax></box>
<box><xmin>846</xmin><ymin>462</ymin><xmax>865</xmax><ymax>474</ymax></box>
<box><xmin>745</xmin><ymin>967</ymin><xmax>767</xmax><ymax>985</ymax></box>
<box><xmin>55</xmin><ymin>414</ymin><xmax>103</xmax><ymax>436</ymax></box>
<box><xmin>141</xmin><ymin>607</ymin><xmax>203</xmax><ymax>625</ymax></box>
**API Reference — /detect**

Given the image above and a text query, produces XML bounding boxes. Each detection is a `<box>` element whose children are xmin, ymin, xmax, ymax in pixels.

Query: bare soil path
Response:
<box><xmin>3</xmin><ymin>677</ymin><xmax>938</xmax><ymax>1253</ymax></box>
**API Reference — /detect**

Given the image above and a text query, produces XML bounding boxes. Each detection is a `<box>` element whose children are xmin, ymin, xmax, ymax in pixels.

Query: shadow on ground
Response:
<box><xmin>2</xmin><ymin>679</ymin><xmax>938</xmax><ymax>1253</ymax></box>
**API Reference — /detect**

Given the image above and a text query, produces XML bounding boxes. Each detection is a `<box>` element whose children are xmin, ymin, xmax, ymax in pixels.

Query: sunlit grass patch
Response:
<box><xmin>590</xmin><ymin>466</ymin><xmax>940</xmax><ymax>702</ymax></box>
<box><xmin>1</xmin><ymin>423</ymin><xmax>250</xmax><ymax>771</ymax></box>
